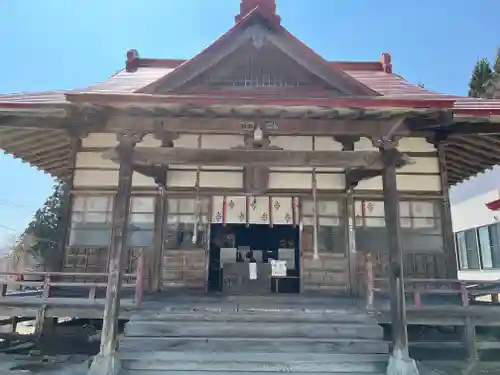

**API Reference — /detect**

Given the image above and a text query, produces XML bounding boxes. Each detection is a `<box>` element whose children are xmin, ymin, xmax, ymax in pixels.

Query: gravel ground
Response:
<box><xmin>0</xmin><ymin>354</ymin><xmax>90</xmax><ymax>374</ymax></box>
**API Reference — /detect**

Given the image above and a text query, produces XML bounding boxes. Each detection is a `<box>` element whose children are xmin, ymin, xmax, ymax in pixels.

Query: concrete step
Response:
<box><xmin>130</xmin><ymin>311</ymin><xmax>377</xmax><ymax>324</ymax></box>
<box><xmin>119</xmin><ymin>336</ymin><xmax>390</xmax><ymax>354</ymax></box>
<box><xmin>120</xmin><ymin>352</ymin><xmax>388</xmax><ymax>373</ymax></box>
<box><xmin>124</xmin><ymin>321</ymin><xmax>384</xmax><ymax>340</ymax></box>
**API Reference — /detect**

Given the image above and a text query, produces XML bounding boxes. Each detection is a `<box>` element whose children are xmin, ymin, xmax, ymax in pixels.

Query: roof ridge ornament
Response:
<box><xmin>380</xmin><ymin>52</ymin><xmax>392</xmax><ymax>74</ymax></box>
<box><xmin>235</xmin><ymin>0</ymin><xmax>281</xmax><ymax>25</ymax></box>
<box><xmin>126</xmin><ymin>49</ymin><xmax>140</xmax><ymax>73</ymax></box>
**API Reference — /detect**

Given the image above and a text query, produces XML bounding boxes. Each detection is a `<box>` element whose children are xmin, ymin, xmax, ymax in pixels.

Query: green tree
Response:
<box><xmin>468</xmin><ymin>58</ymin><xmax>493</xmax><ymax>98</ymax></box>
<box><xmin>23</xmin><ymin>181</ymin><xmax>68</xmax><ymax>270</ymax></box>
<box><xmin>492</xmin><ymin>47</ymin><xmax>500</xmax><ymax>76</ymax></box>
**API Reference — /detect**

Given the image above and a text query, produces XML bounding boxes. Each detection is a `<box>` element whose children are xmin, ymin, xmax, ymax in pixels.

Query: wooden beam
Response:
<box><xmin>0</xmin><ymin>117</ymin><xmax>68</xmax><ymax>131</ymax></box>
<box><xmin>455</xmin><ymin>135</ymin><xmax>500</xmax><ymax>150</ymax></box>
<box><xmin>0</xmin><ymin>128</ymin><xmax>32</xmax><ymax>142</ymax></box>
<box><xmin>449</xmin><ymin>141</ymin><xmax>500</xmax><ymax>162</ymax></box>
<box><xmin>446</xmin><ymin>163</ymin><xmax>471</xmax><ymax>181</ymax></box>
<box><xmin>35</xmin><ymin>154</ymin><xmax>70</xmax><ymax>171</ymax></box>
<box><xmin>0</xmin><ymin>129</ymin><xmax>47</xmax><ymax>147</ymax></box>
<box><xmin>6</xmin><ymin>133</ymin><xmax>67</xmax><ymax>154</ymax></box>
<box><xmin>106</xmin><ymin>115</ymin><xmax>420</xmax><ymax>137</ymax></box>
<box><xmin>28</xmin><ymin>148</ymin><xmax>70</xmax><ymax>167</ymax></box>
<box><xmin>439</xmin><ymin>120</ymin><xmax>500</xmax><ymax>135</ymax></box>
<box><xmin>445</xmin><ymin>150</ymin><xmax>485</xmax><ymax>173</ymax></box>
<box><xmin>105</xmin><ymin>147</ymin><xmax>412</xmax><ymax>170</ymax></box>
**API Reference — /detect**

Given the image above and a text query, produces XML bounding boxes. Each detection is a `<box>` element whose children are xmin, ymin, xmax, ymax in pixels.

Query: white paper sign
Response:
<box><xmin>271</xmin><ymin>260</ymin><xmax>287</xmax><ymax>277</ymax></box>
<box><xmin>249</xmin><ymin>263</ymin><xmax>258</xmax><ymax>280</ymax></box>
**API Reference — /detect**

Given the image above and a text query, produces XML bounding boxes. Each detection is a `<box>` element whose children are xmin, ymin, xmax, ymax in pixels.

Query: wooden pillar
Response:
<box><xmin>345</xmin><ymin>192</ymin><xmax>357</xmax><ymax>295</ymax></box>
<box><xmin>335</xmin><ymin>136</ymin><xmax>359</xmax><ymax>296</ymax></box>
<box><xmin>88</xmin><ymin>131</ymin><xmax>144</xmax><ymax>375</ymax></box>
<box><xmin>436</xmin><ymin>141</ymin><xmax>458</xmax><ymax>278</ymax></box>
<box><xmin>380</xmin><ymin>146</ymin><xmax>419</xmax><ymax>375</ymax></box>
<box><xmin>56</xmin><ymin>134</ymin><xmax>80</xmax><ymax>273</ymax></box>
<box><xmin>151</xmin><ymin>183</ymin><xmax>167</xmax><ymax>292</ymax></box>
<box><xmin>149</xmin><ymin>134</ymin><xmax>174</xmax><ymax>292</ymax></box>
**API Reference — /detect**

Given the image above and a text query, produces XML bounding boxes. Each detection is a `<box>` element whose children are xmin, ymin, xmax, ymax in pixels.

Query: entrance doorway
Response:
<box><xmin>208</xmin><ymin>224</ymin><xmax>300</xmax><ymax>294</ymax></box>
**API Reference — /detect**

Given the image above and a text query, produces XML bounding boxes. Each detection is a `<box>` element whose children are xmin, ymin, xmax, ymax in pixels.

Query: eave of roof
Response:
<box><xmin>64</xmin><ymin>91</ymin><xmax>456</xmax><ymax>109</ymax></box>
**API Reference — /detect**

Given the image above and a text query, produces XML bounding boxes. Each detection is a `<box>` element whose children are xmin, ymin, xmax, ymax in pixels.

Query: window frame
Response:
<box><xmin>69</xmin><ymin>195</ymin><xmax>114</xmax><ymax>247</ymax></box>
<box><xmin>355</xmin><ymin>199</ymin><xmax>440</xmax><ymax>229</ymax></box>
<box><xmin>127</xmin><ymin>196</ymin><xmax>156</xmax><ymax>247</ymax></box>
<box><xmin>165</xmin><ymin>196</ymin><xmax>210</xmax><ymax>250</ymax></box>
<box><xmin>456</xmin><ymin>223</ymin><xmax>500</xmax><ymax>271</ymax></box>
<box><xmin>301</xmin><ymin>199</ymin><xmax>345</xmax><ymax>253</ymax></box>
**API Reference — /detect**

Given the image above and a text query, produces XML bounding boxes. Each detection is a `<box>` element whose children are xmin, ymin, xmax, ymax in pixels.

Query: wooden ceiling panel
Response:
<box><xmin>0</xmin><ymin>127</ymin><xmax>71</xmax><ymax>179</ymax></box>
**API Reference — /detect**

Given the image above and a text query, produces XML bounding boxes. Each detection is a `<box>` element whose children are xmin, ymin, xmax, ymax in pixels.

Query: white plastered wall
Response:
<box><xmin>354</xmin><ymin>137</ymin><xmax>441</xmax><ymax>192</ymax></box>
<box><xmin>74</xmin><ymin>134</ymin><xmax>442</xmax><ymax>192</ymax></box>
<box><xmin>451</xmin><ymin>189</ymin><xmax>500</xmax><ymax>280</ymax></box>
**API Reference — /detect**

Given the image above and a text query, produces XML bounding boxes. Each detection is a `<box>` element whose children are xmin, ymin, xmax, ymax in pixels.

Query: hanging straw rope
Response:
<box><xmin>192</xmin><ymin>135</ymin><xmax>202</xmax><ymax>244</ymax></box>
<box><xmin>312</xmin><ymin>137</ymin><xmax>319</xmax><ymax>260</ymax></box>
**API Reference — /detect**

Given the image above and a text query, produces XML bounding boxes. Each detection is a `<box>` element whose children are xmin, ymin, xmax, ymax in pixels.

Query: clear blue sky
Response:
<box><xmin>0</xmin><ymin>0</ymin><xmax>499</xmax><ymax>246</ymax></box>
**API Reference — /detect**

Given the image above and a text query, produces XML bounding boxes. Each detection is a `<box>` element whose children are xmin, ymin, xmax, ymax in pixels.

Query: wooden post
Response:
<box><xmin>365</xmin><ymin>252</ymin><xmax>374</xmax><ymax>310</ymax></box>
<box><xmin>436</xmin><ymin>140</ymin><xmax>458</xmax><ymax>278</ymax></box>
<box><xmin>460</xmin><ymin>282</ymin><xmax>478</xmax><ymax>359</ymax></box>
<box><xmin>135</xmin><ymin>249</ymin><xmax>145</xmax><ymax>307</ymax></box>
<box><xmin>56</xmin><ymin>134</ymin><xmax>80</xmax><ymax>274</ymax></box>
<box><xmin>346</xmin><ymin>192</ymin><xmax>358</xmax><ymax>295</ymax></box>
<box><xmin>380</xmin><ymin>146</ymin><xmax>419</xmax><ymax>375</ymax></box>
<box><xmin>34</xmin><ymin>274</ymin><xmax>52</xmax><ymax>338</ymax></box>
<box><xmin>149</xmin><ymin>134</ymin><xmax>173</xmax><ymax>292</ymax></box>
<box><xmin>492</xmin><ymin>293</ymin><xmax>499</xmax><ymax>304</ymax></box>
<box><xmin>151</xmin><ymin>183</ymin><xmax>167</xmax><ymax>292</ymax></box>
<box><xmin>88</xmin><ymin>131</ymin><xmax>144</xmax><ymax>375</ymax></box>
<box><xmin>336</xmin><ymin>136</ymin><xmax>360</xmax><ymax>296</ymax></box>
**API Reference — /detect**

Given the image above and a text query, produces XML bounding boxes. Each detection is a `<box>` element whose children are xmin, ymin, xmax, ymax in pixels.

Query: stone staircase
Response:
<box><xmin>118</xmin><ymin>295</ymin><xmax>388</xmax><ymax>374</ymax></box>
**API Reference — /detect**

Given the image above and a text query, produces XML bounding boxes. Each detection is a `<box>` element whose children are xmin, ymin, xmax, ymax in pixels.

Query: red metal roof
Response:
<box><xmin>486</xmin><ymin>199</ymin><xmax>500</xmax><ymax>211</ymax></box>
<box><xmin>2</xmin><ymin>3</ymin><xmax>500</xmax><ymax>117</ymax></box>
<box><xmin>2</xmin><ymin>62</ymin><xmax>500</xmax><ymax>117</ymax></box>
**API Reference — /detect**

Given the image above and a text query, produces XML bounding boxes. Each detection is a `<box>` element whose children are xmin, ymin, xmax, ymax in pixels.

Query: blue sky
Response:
<box><xmin>0</xmin><ymin>0</ymin><xmax>499</xmax><ymax>246</ymax></box>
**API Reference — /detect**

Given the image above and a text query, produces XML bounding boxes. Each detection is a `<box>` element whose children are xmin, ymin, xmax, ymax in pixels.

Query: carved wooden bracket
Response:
<box><xmin>68</xmin><ymin>106</ymin><xmax>109</xmax><ymax>137</ymax></box>
<box><xmin>426</xmin><ymin>131</ymin><xmax>449</xmax><ymax>147</ymax></box>
<box><xmin>371</xmin><ymin>136</ymin><xmax>400</xmax><ymax>150</ymax></box>
<box><xmin>333</xmin><ymin>136</ymin><xmax>360</xmax><ymax>151</ymax></box>
<box><xmin>116</xmin><ymin>130</ymin><xmax>146</xmax><ymax>145</ymax></box>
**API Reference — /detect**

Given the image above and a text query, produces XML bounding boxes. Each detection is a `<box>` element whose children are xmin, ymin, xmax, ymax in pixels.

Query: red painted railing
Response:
<box><xmin>360</xmin><ymin>251</ymin><xmax>500</xmax><ymax>310</ymax></box>
<box><xmin>0</xmin><ymin>250</ymin><xmax>146</xmax><ymax>308</ymax></box>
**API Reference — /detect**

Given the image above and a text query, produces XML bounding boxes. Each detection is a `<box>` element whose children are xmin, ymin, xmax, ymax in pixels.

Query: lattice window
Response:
<box><xmin>70</xmin><ymin>196</ymin><xmax>114</xmax><ymax>246</ymax></box>
<box><xmin>355</xmin><ymin>200</ymin><xmax>440</xmax><ymax>229</ymax></box>
<box><xmin>166</xmin><ymin>198</ymin><xmax>210</xmax><ymax>250</ymax></box>
<box><xmin>69</xmin><ymin>195</ymin><xmax>156</xmax><ymax>247</ymax></box>
<box><xmin>187</xmin><ymin>42</ymin><xmax>326</xmax><ymax>90</ymax></box>
<box><xmin>301</xmin><ymin>200</ymin><xmax>345</xmax><ymax>253</ymax></box>
<box><xmin>128</xmin><ymin>197</ymin><xmax>155</xmax><ymax>247</ymax></box>
<box><xmin>354</xmin><ymin>199</ymin><xmax>443</xmax><ymax>254</ymax></box>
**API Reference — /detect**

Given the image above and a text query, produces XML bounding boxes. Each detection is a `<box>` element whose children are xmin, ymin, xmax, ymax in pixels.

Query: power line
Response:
<box><xmin>0</xmin><ymin>224</ymin><xmax>19</xmax><ymax>233</ymax></box>
<box><xmin>0</xmin><ymin>198</ymin><xmax>42</xmax><ymax>207</ymax></box>
<box><xmin>0</xmin><ymin>224</ymin><xmax>61</xmax><ymax>246</ymax></box>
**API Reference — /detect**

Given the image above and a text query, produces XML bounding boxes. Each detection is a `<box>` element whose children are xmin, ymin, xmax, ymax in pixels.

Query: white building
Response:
<box><xmin>451</xmin><ymin>167</ymin><xmax>500</xmax><ymax>281</ymax></box>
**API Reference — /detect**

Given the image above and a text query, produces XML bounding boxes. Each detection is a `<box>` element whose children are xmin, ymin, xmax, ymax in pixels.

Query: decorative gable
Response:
<box><xmin>144</xmin><ymin>20</ymin><xmax>378</xmax><ymax>97</ymax></box>
<box><xmin>170</xmin><ymin>40</ymin><xmax>342</xmax><ymax>95</ymax></box>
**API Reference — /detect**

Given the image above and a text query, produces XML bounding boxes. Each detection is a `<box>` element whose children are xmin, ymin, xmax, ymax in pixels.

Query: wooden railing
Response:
<box><xmin>0</xmin><ymin>249</ymin><xmax>146</xmax><ymax>309</ymax></box>
<box><xmin>359</xmin><ymin>252</ymin><xmax>500</xmax><ymax>359</ymax></box>
<box><xmin>360</xmin><ymin>252</ymin><xmax>500</xmax><ymax>310</ymax></box>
